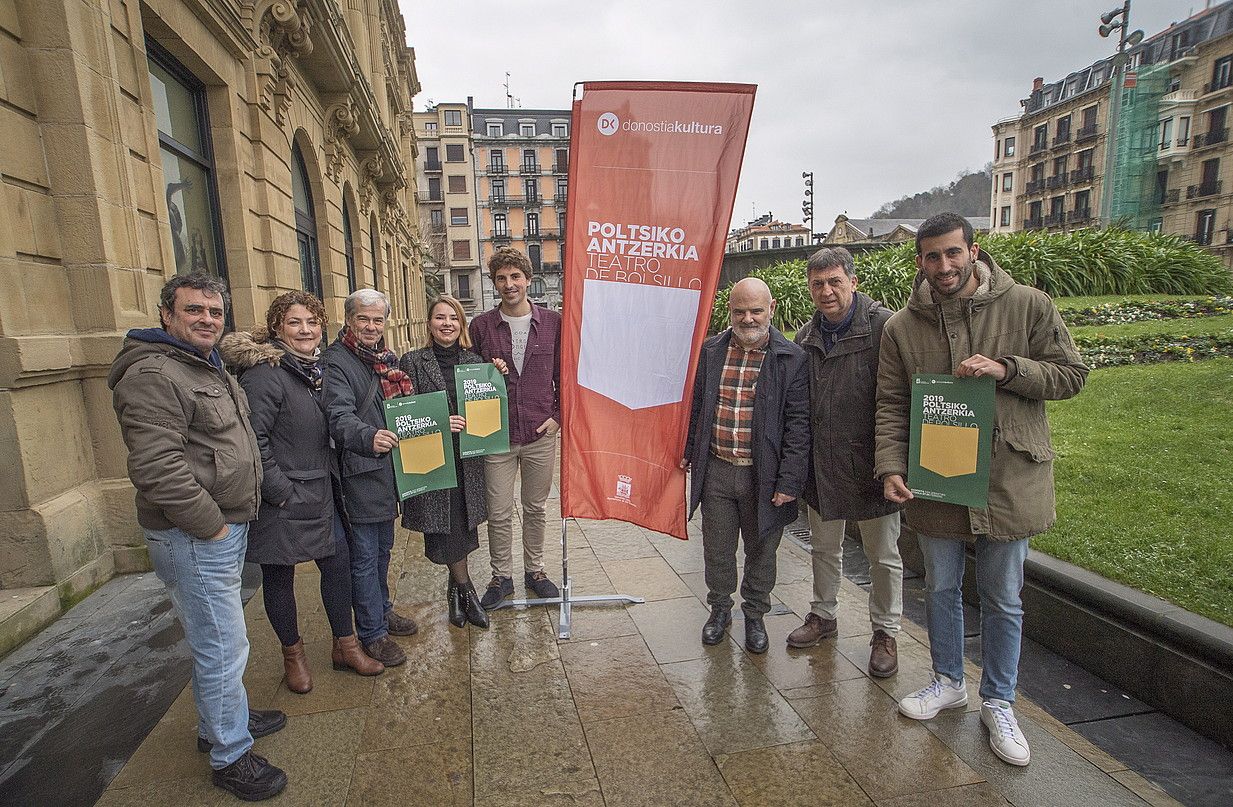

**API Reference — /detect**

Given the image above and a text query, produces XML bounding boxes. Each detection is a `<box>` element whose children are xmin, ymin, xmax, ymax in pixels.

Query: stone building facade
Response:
<box><xmin>725</xmin><ymin>214</ymin><xmax>810</xmax><ymax>253</ymax></box>
<box><xmin>0</xmin><ymin>0</ymin><xmax>429</xmax><ymax>649</ymax></box>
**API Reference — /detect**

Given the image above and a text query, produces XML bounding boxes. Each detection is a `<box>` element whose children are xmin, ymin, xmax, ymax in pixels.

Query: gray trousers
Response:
<box><xmin>700</xmin><ymin>457</ymin><xmax>783</xmax><ymax>618</ymax></box>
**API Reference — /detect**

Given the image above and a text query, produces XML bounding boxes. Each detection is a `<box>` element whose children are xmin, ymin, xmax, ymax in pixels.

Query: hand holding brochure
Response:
<box><xmin>907</xmin><ymin>374</ymin><xmax>995</xmax><ymax>509</ymax></box>
<box><xmin>455</xmin><ymin>363</ymin><xmax>510</xmax><ymax>459</ymax></box>
<box><xmin>383</xmin><ymin>391</ymin><xmax>456</xmax><ymax>500</ymax></box>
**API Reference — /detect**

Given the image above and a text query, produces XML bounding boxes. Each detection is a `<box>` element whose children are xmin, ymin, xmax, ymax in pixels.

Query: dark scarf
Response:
<box><xmin>433</xmin><ymin>341</ymin><xmax>463</xmax><ymax>412</ymax></box>
<box><xmin>271</xmin><ymin>339</ymin><xmax>322</xmax><ymax>393</ymax></box>
<box><xmin>816</xmin><ymin>303</ymin><xmax>858</xmax><ymax>355</ymax></box>
<box><xmin>339</xmin><ymin>325</ymin><xmax>414</xmax><ymax>399</ymax></box>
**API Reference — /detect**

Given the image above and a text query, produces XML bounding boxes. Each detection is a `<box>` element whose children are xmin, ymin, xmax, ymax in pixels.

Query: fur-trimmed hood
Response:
<box><xmin>218</xmin><ymin>328</ymin><xmax>284</xmax><ymax>372</ymax></box>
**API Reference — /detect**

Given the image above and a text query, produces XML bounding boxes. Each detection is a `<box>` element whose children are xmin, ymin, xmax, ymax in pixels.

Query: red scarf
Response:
<box><xmin>340</xmin><ymin>326</ymin><xmax>414</xmax><ymax>399</ymax></box>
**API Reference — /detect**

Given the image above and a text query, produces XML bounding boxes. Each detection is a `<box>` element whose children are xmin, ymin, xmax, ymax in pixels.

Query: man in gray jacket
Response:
<box><xmin>787</xmin><ymin>247</ymin><xmax>903</xmax><ymax>678</ymax></box>
<box><xmin>109</xmin><ymin>273</ymin><xmax>287</xmax><ymax>801</ymax></box>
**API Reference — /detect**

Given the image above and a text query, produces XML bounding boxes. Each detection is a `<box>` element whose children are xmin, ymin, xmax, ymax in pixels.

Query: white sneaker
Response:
<box><xmin>897</xmin><ymin>674</ymin><xmax>968</xmax><ymax>720</ymax></box>
<box><xmin>981</xmin><ymin>699</ymin><xmax>1031</xmax><ymax>766</ymax></box>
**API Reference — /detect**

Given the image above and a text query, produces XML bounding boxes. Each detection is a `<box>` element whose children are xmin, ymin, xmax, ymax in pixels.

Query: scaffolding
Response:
<box><xmin>1107</xmin><ymin>61</ymin><xmax>1169</xmax><ymax>229</ymax></box>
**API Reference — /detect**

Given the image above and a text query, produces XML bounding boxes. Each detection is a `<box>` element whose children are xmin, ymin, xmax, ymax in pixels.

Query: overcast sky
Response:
<box><xmin>398</xmin><ymin>0</ymin><xmax>1203</xmax><ymax>229</ymax></box>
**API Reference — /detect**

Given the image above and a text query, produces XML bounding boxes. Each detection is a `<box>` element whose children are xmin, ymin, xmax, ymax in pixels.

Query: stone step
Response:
<box><xmin>0</xmin><ymin>586</ymin><xmax>60</xmax><ymax>659</ymax></box>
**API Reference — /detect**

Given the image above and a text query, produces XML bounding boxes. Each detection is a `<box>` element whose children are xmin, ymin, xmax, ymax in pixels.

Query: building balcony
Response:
<box><xmin>417</xmin><ymin>193</ymin><xmax>444</xmax><ymax>204</ymax></box>
<box><xmin>1075</xmin><ymin>124</ymin><xmax>1098</xmax><ymax>142</ymax></box>
<box><xmin>1025</xmin><ymin>178</ymin><xmax>1045</xmax><ymax>195</ymax></box>
<box><xmin>1192</xmin><ymin>128</ymin><xmax>1229</xmax><ymax>149</ymax></box>
<box><xmin>1044</xmin><ymin>212</ymin><xmax>1063</xmax><ymax>227</ymax></box>
<box><xmin>1070</xmin><ymin>166</ymin><xmax>1094</xmax><ymax>184</ymax></box>
<box><xmin>1046</xmin><ymin>174</ymin><xmax>1067</xmax><ymax>190</ymax></box>
<box><xmin>519</xmin><ymin>163</ymin><xmax>541</xmax><ymax>175</ymax></box>
<box><xmin>554</xmin><ymin>195</ymin><xmax>568</xmax><ymax>208</ymax></box>
<box><xmin>488</xmin><ymin>196</ymin><xmax>509</xmax><ymax>208</ymax></box>
<box><xmin>1162</xmin><ymin>188</ymin><xmax>1181</xmax><ymax>205</ymax></box>
<box><xmin>1052</xmin><ymin>132</ymin><xmax>1071</xmax><ymax>148</ymax></box>
<box><xmin>1162</xmin><ymin>89</ymin><xmax>1201</xmax><ymax>104</ymax></box>
<box><xmin>553</xmin><ymin>162</ymin><xmax>569</xmax><ymax>175</ymax></box>
<box><xmin>1024</xmin><ymin>216</ymin><xmax>1044</xmax><ymax>230</ymax></box>
<box><xmin>541</xmin><ymin>261</ymin><xmax>562</xmax><ymax>274</ymax></box>
<box><xmin>424</xmin><ymin>160</ymin><xmax>442</xmax><ymax>173</ymax></box>
<box><xmin>1203</xmin><ymin>77</ymin><xmax>1233</xmax><ymax>95</ymax></box>
<box><xmin>1029</xmin><ymin>140</ymin><xmax>1049</xmax><ymax>157</ymax></box>
<box><xmin>487</xmin><ymin>164</ymin><xmax>508</xmax><ymax>176</ymax></box>
<box><xmin>1067</xmin><ymin>208</ymin><xmax>1092</xmax><ymax>223</ymax></box>
<box><xmin>524</xmin><ymin>195</ymin><xmax>543</xmax><ymax>208</ymax></box>
<box><xmin>1186</xmin><ymin>181</ymin><xmax>1222</xmax><ymax>199</ymax></box>
<box><xmin>491</xmin><ymin>232</ymin><xmax>512</xmax><ymax>243</ymax></box>
<box><xmin>536</xmin><ymin>228</ymin><xmax>561</xmax><ymax>240</ymax></box>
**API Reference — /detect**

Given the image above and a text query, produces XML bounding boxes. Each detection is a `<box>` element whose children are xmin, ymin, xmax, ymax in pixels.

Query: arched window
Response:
<box><xmin>291</xmin><ymin>143</ymin><xmax>322</xmax><ymax>298</ymax></box>
<box><xmin>342</xmin><ymin>195</ymin><xmax>358</xmax><ymax>293</ymax></box>
<box><xmin>528</xmin><ymin>243</ymin><xmax>542</xmax><ymax>271</ymax></box>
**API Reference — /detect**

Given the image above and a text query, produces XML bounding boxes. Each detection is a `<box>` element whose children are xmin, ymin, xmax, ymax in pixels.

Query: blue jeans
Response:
<box><xmin>350</xmin><ymin>520</ymin><xmax>394</xmax><ymax>644</ymax></box>
<box><xmin>919</xmin><ymin>533</ymin><xmax>1029</xmax><ymax>703</ymax></box>
<box><xmin>144</xmin><ymin>523</ymin><xmax>252</xmax><ymax>769</ymax></box>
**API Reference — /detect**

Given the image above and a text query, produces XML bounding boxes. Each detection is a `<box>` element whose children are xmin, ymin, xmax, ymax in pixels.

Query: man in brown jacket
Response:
<box><xmin>109</xmin><ymin>273</ymin><xmax>287</xmax><ymax>801</ymax></box>
<box><xmin>875</xmin><ymin>213</ymin><xmax>1088</xmax><ymax>768</ymax></box>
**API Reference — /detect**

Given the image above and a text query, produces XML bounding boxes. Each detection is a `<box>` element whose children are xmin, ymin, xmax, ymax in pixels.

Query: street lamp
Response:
<box><xmin>1097</xmin><ymin>1</ymin><xmax>1145</xmax><ymax>226</ymax></box>
<box><xmin>802</xmin><ymin>171</ymin><xmax>814</xmax><ymax>243</ymax></box>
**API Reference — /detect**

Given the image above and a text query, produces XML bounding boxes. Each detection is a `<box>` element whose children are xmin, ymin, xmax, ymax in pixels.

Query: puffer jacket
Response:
<box><xmin>108</xmin><ymin>329</ymin><xmax>262</xmax><ymax>538</ymax></box>
<box><xmin>219</xmin><ymin>330</ymin><xmax>338</xmax><ymax>565</ymax></box>
<box><xmin>874</xmin><ymin>249</ymin><xmax>1089</xmax><ymax>540</ymax></box>
<box><xmin>796</xmin><ymin>292</ymin><xmax>901</xmax><ymax>522</ymax></box>
<box><xmin>397</xmin><ymin>347</ymin><xmax>489</xmax><ymax>536</ymax></box>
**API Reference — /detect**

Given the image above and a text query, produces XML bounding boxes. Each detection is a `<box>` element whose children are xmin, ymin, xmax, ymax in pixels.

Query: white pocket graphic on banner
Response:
<box><xmin>577</xmin><ymin>279</ymin><xmax>699</xmax><ymax>410</ymax></box>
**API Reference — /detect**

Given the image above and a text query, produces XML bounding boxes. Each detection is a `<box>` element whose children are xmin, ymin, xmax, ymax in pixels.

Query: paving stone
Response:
<box><xmin>876</xmin><ymin>782</ymin><xmax>1012</xmax><ymax>807</ymax></box>
<box><xmin>788</xmin><ymin>678</ymin><xmax>984</xmax><ymax>801</ymax></box>
<box><xmin>549</xmin><ymin>601</ymin><xmax>639</xmax><ymax>643</ymax></box>
<box><xmin>661</xmin><ymin>651</ymin><xmax>815</xmax><ymax>755</ymax></box>
<box><xmin>586</xmin><ymin>709</ymin><xmax>737</xmax><ymax>807</ymax></box>
<box><xmin>600</xmin><ymin>555</ymin><xmax>695</xmax><ymax>602</ymax></box>
<box><xmin>629</xmin><ymin>596</ymin><xmax>716</xmax><ymax>664</ymax></box>
<box><xmin>559</xmin><ymin>634</ymin><xmax>680</xmax><ymax>723</ymax></box>
<box><xmin>247</xmin><ymin>706</ymin><xmax>366</xmax><ymax>807</ymax></box>
<box><xmin>748</xmin><ymin>634</ymin><xmax>867</xmax><ymax>693</ymax></box>
<box><xmin>1071</xmin><ymin>712</ymin><xmax>1231</xmax><ymax>807</ymax></box>
<box><xmin>347</xmin><ymin>736</ymin><xmax>472</xmax><ymax>806</ymax></box>
<box><xmin>924</xmin><ymin>709</ymin><xmax>1148</xmax><ymax>807</ymax></box>
<box><xmin>716</xmin><ymin>739</ymin><xmax>872</xmax><ymax>806</ymax></box>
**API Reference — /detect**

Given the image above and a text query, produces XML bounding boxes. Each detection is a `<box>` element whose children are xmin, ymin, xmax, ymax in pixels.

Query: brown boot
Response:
<box><xmin>869</xmin><ymin>629</ymin><xmax>898</xmax><ymax>677</ymax></box>
<box><xmin>332</xmin><ymin>635</ymin><xmax>384</xmax><ymax>676</ymax></box>
<box><xmin>363</xmin><ymin>635</ymin><xmax>407</xmax><ymax>667</ymax></box>
<box><xmin>281</xmin><ymin>639</ymin><xmax>312</xmax><ymax>694</ymax></box>
<box><xmin>786</xmin><ymin>613</ymin><xmax>838</xmax><ymax>648</ymax></box>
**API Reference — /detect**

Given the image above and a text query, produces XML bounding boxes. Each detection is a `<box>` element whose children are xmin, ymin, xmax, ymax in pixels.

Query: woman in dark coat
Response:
<box><xmin>220</xmin><ymin>291</ymin><xmax>383</xmax><ymax>694</ymax></box>
<box><xmin>399</xmin><ymin>296</ymin><xmax>504</xmax><ymax>629</ymax></box>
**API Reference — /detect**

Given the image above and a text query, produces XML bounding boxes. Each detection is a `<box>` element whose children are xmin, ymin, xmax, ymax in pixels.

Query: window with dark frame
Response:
<box><xmin>445</xmin><ymin>143</ymin><xmax>465</xmax><ymax>162</ymax></box>
<box><xmin>428</xmin><ymin>177</ymin><xmax>442</xmax><ymax>200</ymax></box>
<box><xmin>447</xmin><ymin>175</ymin><xmax>466</xmax><ymax>193</ymax></box>
<box><xmin>487</xmin><ymin>122</ymin><xmax>503</xmax><ymax>136</ymax></box>
<box><xmin>443</xmin><ymin>109</ymin><xmax>462</xmax><ymax>127</ymax></box>
<box><xmin>526</xmin><ymin>211</ymin><xmax>539</xmax><ymax>237</ymax></box>
<box><xmin>494</xmin><ymin>213</ymin><xmax>508</xmax><ymax>236</ymax></box>
<box><xmin>450</xmin><ymin>207</ymin><xmax>468</xmax><ymax>226</ymax></box>
<box><xmin>1196</xmin><ymin>209</ymin><xmax>1216</xmax><ymax>245</ymax></box>
<box><xmin>1212</xmin><ymin>55</ymin><xmax>1232</xmax><ymax>91</ymax></box>
<box><xmin>552</xmin><ymin>123</ymin><xmax>568</xmax><ymax>137</ymax></box>
<box><xmin>520</xmin><ymin>122</ymin><xmax>536</xmax><ymax>136</ymax></box>
<box><xmin>1002</xmin><ymin>173</ymin><xmax>1012</xmax><ymax>192</ymax></box>
<box><xmin>1000</xmin><ymin>205</ymin><xmax>1011</xmax><ymax>227</ymax></box>
<box><xmin>342</xmin><ymin>196</ymin><xmax>357</xmax><ymax>293</ymax></box>
<box><xmin>452</xmin><ymin>239</ymin><xmax>471</xmax><ymax>260</ymax></box>
<box><xmin>456</xmin><ymin>272</ymin><xmax>471</xmax><ymax>300</ymax></box>
<box><xmin>146</xmin><ymin>40</ymin><xmax>228</xmax><ymax>291</ymax></box>
<box><xmin>1004</xmin><ymin>136</ymin><xmax>1016</xmax><ymax>157</ymax></box>
<box><xmin>525</xmin><ymin>178</ymin><xmax>539</xmax><ymax>201</ymax></box>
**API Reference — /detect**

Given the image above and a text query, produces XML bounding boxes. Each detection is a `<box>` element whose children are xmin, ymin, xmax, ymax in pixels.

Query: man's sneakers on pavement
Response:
<box><xmin>897</xmin><ymin>674</ymin><xmax>968</xmax><ymax>720</ymax></box>
<box><xmin>212</xmin><ymin>749</ymin><xmax>288</xmax><ymax>801</ymax></box>
<box><xmin>480</xmin><ymin>575</ymin><xmax>514</xmax><ymax>610</ymax></box>
<box><xmin>981</xmin><ymin>699</ymin><xmax>1031</xmax><ymax>766</ymax></box>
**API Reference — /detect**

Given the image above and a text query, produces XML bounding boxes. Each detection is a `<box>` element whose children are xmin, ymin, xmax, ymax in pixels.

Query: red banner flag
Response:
<box><xmin>560</xmin><ymin>81</ymin><xmax>756</xmax><ymax>540</ymax></box>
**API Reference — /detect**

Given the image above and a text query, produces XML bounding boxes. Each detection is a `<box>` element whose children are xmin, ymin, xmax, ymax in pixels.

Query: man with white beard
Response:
<box><xmin>681</xmin><ymin>278</ymin><xmax>810</xmax><ymax>652</ymax></box>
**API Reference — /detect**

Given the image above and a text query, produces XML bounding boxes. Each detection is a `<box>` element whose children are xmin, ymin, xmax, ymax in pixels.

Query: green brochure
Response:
<box><xmin>907</xmin><ymin>374</ymin><xmax>995</xmax><ymax>509</ymax></box>
<box><xmin>455</xmin><ymin>362</ymin><xmax>510</xmax><ymax>459</ymax></box>
<box><xmin>383</xmin><ymin>391</ymin><xmax>456</xmax><ymax>500</ymax></box>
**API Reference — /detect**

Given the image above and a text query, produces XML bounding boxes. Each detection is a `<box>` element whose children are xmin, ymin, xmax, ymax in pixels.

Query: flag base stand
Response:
<box><xmin>491</xmin><ymin>519</ymin><xmax>644</xmax><ymax>639</ymax></box>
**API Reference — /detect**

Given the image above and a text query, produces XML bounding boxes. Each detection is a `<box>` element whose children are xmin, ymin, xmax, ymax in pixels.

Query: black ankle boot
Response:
<box><xmin>460</xmin><ymin>581</ymin><xmax>490</xmax><ymax>629</ymax></box>
<box><xmin>447</xmin><ymin>579</ymin><xmax>465</xmax><ymax>628</ymax></box>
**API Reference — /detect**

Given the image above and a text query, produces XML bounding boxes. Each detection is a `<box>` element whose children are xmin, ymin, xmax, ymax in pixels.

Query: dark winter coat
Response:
<box><xmin>397</xmin><ymin>346</ymin><xmax>489</xmax><ymax>535</ymax></box>
<box><xmin>219</xmin><ymin>331</ymin><xmax>338</xmax><ymax>565</ymax></box>
<box><xmin>321</xmin><ymin>337</ymin><xmax>399</xmax><ymax>524</ymax></box>
<box><xmin>796</xmin><ymin>292</ymin><xmax>901</xmax><ymax>522</ymax></box>
<box><xmin>684</xmin><ymin>327</ymin><xmax>811</xmax><ymax>539</ymax></box>
<box><xmin>875</xmin><ymin>250</ymin><xmax>1089</xmax><ymax>540</ymax></box>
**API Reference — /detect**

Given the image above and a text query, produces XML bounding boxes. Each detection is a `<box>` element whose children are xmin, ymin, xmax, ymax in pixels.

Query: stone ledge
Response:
<box><xmin>0</xmin><ymin>585</ymin><xmax>59</xmax><ymax>658</ymax></box>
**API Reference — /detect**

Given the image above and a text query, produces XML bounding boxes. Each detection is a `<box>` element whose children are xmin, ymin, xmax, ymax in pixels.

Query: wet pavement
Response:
<box><xmin>1</xmin><ymin>472</ymin><xmax>1229</xmax><ymax>806</ymax></box>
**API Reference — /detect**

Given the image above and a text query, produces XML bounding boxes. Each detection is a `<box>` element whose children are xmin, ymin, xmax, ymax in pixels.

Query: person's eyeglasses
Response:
<box><xmin>181</xmin><ymin>304</ymin><xmax>225</xmax><ymax>319</ymax></box>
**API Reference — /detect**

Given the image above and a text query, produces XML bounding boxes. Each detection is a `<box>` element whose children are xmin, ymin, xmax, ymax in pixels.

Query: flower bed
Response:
<box><xmin>1062</xmin><ymin>296</ymin><xmax>1233</xmax><ymax>327</ymax></box>
<box><xmin>1075</xmin><ymin>331</ymin><xmax>1233</xmax><ymax>368</ymax></box>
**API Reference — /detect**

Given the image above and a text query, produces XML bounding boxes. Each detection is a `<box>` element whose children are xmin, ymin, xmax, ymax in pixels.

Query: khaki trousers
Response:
<box><xmin>484</xmin><ymin>435</ymin><xmax>556</xmax><ymax>579</ymax></box>
<box><xmin>807</xmin><ymin>507</ymin><xmax>903</xmax><ymax>633</ymax></box>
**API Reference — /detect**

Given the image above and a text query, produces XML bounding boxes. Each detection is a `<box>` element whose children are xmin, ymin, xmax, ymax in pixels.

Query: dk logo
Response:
<box><xmin>597</xmin><ymin>112</ymin><xmax>619</xmax><ymax>136</ymax></box>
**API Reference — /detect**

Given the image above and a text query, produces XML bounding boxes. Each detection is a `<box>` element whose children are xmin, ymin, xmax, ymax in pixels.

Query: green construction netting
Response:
<box><xmin>1108</xmin><ymin>62</ymin><xmax>1168</xmax><ymax>229</ymax></box>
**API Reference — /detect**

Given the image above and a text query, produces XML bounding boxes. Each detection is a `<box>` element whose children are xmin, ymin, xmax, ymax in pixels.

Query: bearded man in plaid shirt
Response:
<box><xmin>682</xmin><ymin>277</ymin><xmax>811</xmax><ymax>653</ymax></box>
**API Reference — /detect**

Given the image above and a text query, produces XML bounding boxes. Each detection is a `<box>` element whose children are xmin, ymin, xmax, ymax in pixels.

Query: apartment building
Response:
<box><xmin>413</xmin><ymin>103</ymin><xmax>481</xmax><ymax>313</ymax></box>
<box><xmin>726</xmin><ymin>214</ymin><xmax>811</xmax><ymax>252</ymax></box>
<box><xmin>471</xmin><ymin>106</ymin><xmax>572</xmax><ymax>310</ymax></box>
<box><xmin>991</xmin><ymin>1</ymin><xmax>1233</xmax><ymax>269</ymax></box>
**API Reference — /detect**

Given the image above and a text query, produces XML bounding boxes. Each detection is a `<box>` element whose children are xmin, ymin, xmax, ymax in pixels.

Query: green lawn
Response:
<box><xmin>1054</xmin><ymin>294</ymin><xmax>1208</xmax><ymax>310</ymax></box>
<box><xmin>1070</xmin><ymin>313</ymin><xmax>1233</xmax><ymax>340</ymax></box>
<box><xmin>1041</xmin><ymin>358</ymin><xmax>1233</xmax><ymax>626</ymax></box>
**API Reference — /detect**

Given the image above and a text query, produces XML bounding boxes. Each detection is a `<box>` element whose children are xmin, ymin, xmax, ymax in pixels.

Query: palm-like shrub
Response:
<box><xmin>709</xmin><ymin>228</ymin><xmax>1233</xmax><ymax>331</ymax></box>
